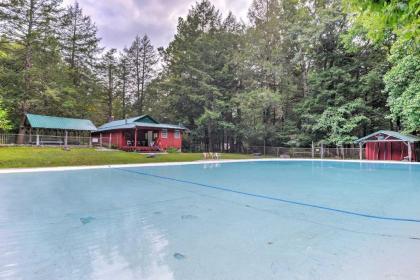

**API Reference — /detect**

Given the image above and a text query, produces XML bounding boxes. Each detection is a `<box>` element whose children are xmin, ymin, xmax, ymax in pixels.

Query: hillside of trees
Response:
<box><xmin>0</xmin><ymin>0</ymin><xmax>418</xmax><ymax>150</ymax></box>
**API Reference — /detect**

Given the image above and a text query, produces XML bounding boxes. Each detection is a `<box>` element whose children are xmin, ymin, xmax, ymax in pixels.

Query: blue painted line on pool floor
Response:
<box><xmin>114</xmin><ymin>167</ymin><xmax>420</xmax><ymax>223</ymax></box>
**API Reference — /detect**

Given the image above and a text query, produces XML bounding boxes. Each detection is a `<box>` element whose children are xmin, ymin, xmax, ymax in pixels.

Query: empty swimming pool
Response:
<box><xmin>1</xmin><ymin>160</ymin><xmax>419</xmax><ymax>280</ymax></box>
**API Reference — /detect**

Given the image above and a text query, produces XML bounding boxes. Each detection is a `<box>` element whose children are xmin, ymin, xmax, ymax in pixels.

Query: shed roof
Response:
<box><xmin>26</xmin><ymin>113</ymin><xmax>97</xmax><ymax>131</ymax></box>
<box><xmin>355</xmin><ymin>130</ymin><xmax>420</xmax><ymax>143</ymax></box>
<box><xmin>97</xmin><ymin>115</ymin><xmax>187</xmax><ymax>132</ymax></box>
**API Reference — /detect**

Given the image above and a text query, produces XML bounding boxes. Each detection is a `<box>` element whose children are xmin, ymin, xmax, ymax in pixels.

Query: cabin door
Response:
<box><xmin>147</xmin><ymin>131</ymin><xmax>153</xmax><ymax>146</ymax></box>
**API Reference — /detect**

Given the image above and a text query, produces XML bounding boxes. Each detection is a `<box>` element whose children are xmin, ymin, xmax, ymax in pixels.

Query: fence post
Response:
<box><xmin>64</xmin><ymin>130</ymin><xmax>68</xmax><ymax>147</ymax></box>
<box><xmin>263</xmin><ymin>139</ymin><xmax>266</xmax><ymax>156</ymax></box>
<box><xmin>311</xmin><ymin>141</ymin><xmax>314</xmax><ymax>158</ymax></box>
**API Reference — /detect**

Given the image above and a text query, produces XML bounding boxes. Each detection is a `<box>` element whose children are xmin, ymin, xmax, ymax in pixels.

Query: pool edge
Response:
<box><xmin>0</xmin><ymin>158</ymin><xmax>419</xmax><ymax>174</ymax></box>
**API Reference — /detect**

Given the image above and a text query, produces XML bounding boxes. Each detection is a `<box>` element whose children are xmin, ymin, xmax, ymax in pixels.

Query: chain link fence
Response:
<box><xmin>187</xmin><ymin>143</ymin><xmax>364</xmax><ymax>160</ymax></box>
<box><xmin>243</xmin><ymin>146</ymin><xmax>363</xmax><ymax>159</ymax></box>
<box><xmin>1</xmin><ymin>134</ymin><xmax>364</xmax><ymax>160</ymax></box>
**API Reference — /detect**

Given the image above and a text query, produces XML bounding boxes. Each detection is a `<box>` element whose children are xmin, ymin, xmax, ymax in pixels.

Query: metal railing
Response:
<box><xmin>0</xmin><ymin>133</ymin><xmax>92</xmax><ymax>147</ymax></box>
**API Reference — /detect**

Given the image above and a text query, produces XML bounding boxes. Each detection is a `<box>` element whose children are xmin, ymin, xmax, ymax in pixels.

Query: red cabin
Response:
<box><xmin>92</xmin><ymin>115</ymin><xmax>187</xmax><ymax>152</ymax></box>
<box><xmin>356</xmin><ymin>130</ymin><xmax>419</xmax><ymax>162</ymax></box>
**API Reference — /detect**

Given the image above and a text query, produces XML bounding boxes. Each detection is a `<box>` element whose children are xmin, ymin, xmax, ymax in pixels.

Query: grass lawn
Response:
<box><xmin>0</xmin><ymin>146</ymin><xmax>254</xmax><ymax>168</ymax></box>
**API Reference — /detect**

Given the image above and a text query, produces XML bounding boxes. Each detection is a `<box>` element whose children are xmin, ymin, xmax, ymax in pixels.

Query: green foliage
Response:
<box><xmin>344</xmin><ymin>0</ymin><xmax>419</xmax><ymax>47</ymax></box>
<box><xmin>345</xmin><ymin>0</ymin><xmax>420</xmax><ymax>134</ymax></box>
<box><xmin>0</xmin><ymin>0</ymin><xmax>417</xmax><ymax>150</ymax></box>
<box><xmin>0</xmin><ymin>100</ymin><xmax>12</xmax><ymax>131</ymax></box>
<box><xmin>384</xmin><ymin>54</ymin><xmax>420</xmax><ymax>133</ymax></box>
<box><xmin>239</xmin><ymin>89</ymin><xmax>284</xmax><ymax>145</ymax></box>
<box><xmin>313</xmin><ymin>100</ymin><xmax>369</xmax><ymax>145</ymax></box>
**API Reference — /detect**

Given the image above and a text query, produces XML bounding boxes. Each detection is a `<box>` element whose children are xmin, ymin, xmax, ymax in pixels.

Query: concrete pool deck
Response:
<box><xmin>0</xmin><ymin>158</ymin><xmax>419</xmax><ymax>174</ymax></box>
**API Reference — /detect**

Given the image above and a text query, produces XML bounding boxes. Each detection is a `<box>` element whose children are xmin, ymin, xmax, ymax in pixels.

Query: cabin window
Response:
<box><xmin>161</xmin><ymin>129</ymin><xmax>168</xmax><ymax>138</ymax></box>
<box><xmin>175</xmin><ymin>130</ymin><xmax>180</xmax><ymax>139</ymax></box>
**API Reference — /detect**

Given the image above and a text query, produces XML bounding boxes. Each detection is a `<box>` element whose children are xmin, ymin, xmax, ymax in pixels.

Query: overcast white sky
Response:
<box><xmin>62</xmin><ymin>0</ymin><xmax>253</xmax><ymax>50</ymax></box>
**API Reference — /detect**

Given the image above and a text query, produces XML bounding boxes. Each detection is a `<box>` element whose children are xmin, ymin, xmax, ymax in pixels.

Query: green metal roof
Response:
<box><xmin>98</xmin><ymin>115</ymin><xmax>158</xmax><ymax>130</ymax></box>
<box><xmin>355</xmin><ymin>130</ymin><xmax>420</xmax><ymax>143</ymax></box>
<box><xmin>97</xmin><ymin>115</ymin><xmax>187</xmax><ymax>132</ymax></box>
<box><xmin>26</xmin><ymin>113</ymin><xmax>97</xmax><ymax>131</ymax></box>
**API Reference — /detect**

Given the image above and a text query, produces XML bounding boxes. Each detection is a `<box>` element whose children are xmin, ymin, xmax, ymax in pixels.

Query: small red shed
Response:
<box><xmin>356</xmin><ymin>130</ymin><xmax>419</xmax><ymax>162</ymax></box>
<box><xmin>92</xmin><ymin>115</ymin><xmax>187</xmax><ymax>152</ymax></box>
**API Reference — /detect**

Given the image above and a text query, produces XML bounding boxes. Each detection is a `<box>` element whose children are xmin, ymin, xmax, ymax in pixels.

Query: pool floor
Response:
<box><xmin>0</xmin><ymin>160</ymin><xmax>419</xmax><ymax>279</ymax></box>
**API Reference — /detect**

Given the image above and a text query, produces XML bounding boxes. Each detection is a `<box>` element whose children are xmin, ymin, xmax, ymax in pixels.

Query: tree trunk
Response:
<box><xmin>207</xmin><ymin>122</ymin><xmax>213</xmax><ymax>152</ymax></box>
<box><xmin>18</xmin><ymin>0</ymin><xmax>35</xmax><ymax>144</ymax></box>
<box><xmin>139</xmin><ymin>48</ymin><xmax>146</xmax><ymax>115</ymax></box>
<box><xmin>135</xmin><ymin>48</ymin><xmax>142</xmax><ymax>115</ymax></box>
<box><xmin>301</xmin><ymin>59</ymin><xmax>309</xmax><ymax>97</ymax></box>
<box><xmin>107</xmin><ymin>65</ymin><xmax>113</xmax><ymax>118</ymax></box>
<box><xmin>122</xmin><ymin>69</ymin><xmax>127</xmax><ymax>119</ymax></box>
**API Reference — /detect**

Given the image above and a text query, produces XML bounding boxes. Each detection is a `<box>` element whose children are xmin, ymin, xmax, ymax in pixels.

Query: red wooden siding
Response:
<box><xmin>93</xmin><ymin>128</ymin><xmax>182</xmax><ymax>151</ymax></box>
<box><xmin>159</xmin><ymin>129</ymin><xmax>182</xmax><ymax>149</ymax></box>
<box><xmin>365</xmin><ymin>142</ymin><xmax>416</xmax><ymax>161</ymax></box>
<box><xmin>97</xmin><ymin>131</ymin><xmax>124</xmax><ymax>147</ymax></box>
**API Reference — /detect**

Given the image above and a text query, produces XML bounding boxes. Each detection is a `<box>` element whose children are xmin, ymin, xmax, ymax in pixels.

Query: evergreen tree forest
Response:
<box><xmin>0</xmin><ymin>0</ymin><xmax>419</xmax><ymax>151</ymax></box>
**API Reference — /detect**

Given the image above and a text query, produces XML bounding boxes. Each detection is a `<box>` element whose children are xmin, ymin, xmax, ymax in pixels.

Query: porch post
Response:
<box><xmin>408</xmin><ymin>141</ymin><xmax>412</xmax><ymax>162</ymax></box>
<box><xmin>134</xmin><ymin>127</ymin><xmax>138</xmax><ymax>147</ymax></box>
<box><xmin>109</xmin><ymin>133</ymin><xmax>112</xmax><ymax>149</ymax></box>
<box><xmin>100</xmin><ymin>133</ymin><xmax>102</xmax><ymax>147</ymax></box>
<box><xmin>89</xmin><ymin>135</ymin><xmax>92</xmax><ymax>148</ymax></box>
<box><xmin>359</xmin><ymin>142</ymin><xmax>363</xmax><ymax>160</ymax></box>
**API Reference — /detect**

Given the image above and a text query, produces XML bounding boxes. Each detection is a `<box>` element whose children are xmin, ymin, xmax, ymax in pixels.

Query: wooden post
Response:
<box><xmin>100</xmin><ymin>133</ymin><xmax>102</xmax><ymax>147</ymax></box>
<box><xmin>109</xmin><ymin>133</ymin><xmax>112</xmax><ymax>149</ymax></box>
<box><xmin>36</xmin><ymin>133</ymin><xmax>40</xmax><ymax>146</ymax></box>
<box><xmin>64</xmin><ymin>130</ymin><xmax>68</xmax><ymax>147</ymax></box>
<box><xmin>89</xmin><ymin>136</ymin><xmax>92</xmax><ymax>148</ymax></box>
<box><xmin>134</xmin><ymin>128</ymin><xmax>138</xmax><ymax>147</ymax></box>
<box><xmin>320</xmin><ymin>143</ymin><xmax>324</xmax><ymax>159</ymax></box>
<box><xmin>408</xmin><ymin>142</ymin><xmax>412</xmax><ymax>162</ymax></box>
<box><xmin>359</xmin><ymin>143</ymin><xmax>363</xmax><ymax>160</ymax></box>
